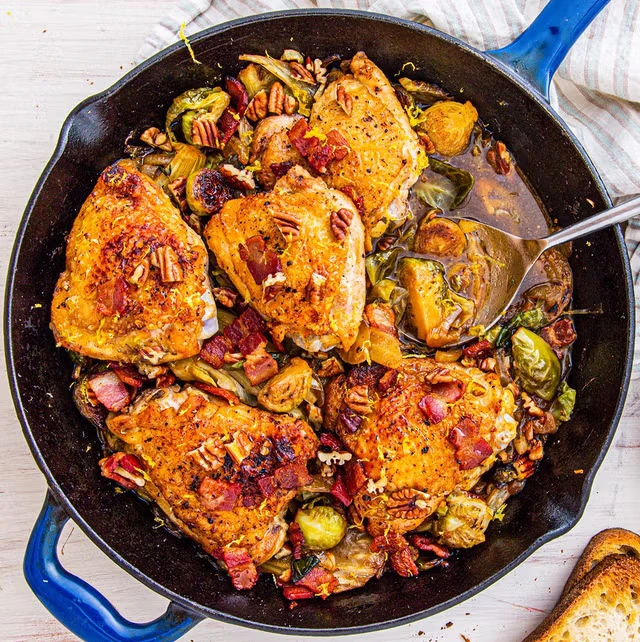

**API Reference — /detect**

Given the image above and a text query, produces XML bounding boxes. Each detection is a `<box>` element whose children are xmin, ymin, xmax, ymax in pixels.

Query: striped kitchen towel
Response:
<box><xmin>139</xmin><ymin>0</ymin><xmax>640</xmax><ymax>374</ymax></box>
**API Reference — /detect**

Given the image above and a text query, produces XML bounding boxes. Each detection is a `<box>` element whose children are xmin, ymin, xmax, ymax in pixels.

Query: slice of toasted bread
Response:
<box><xmin>562</xmin><ymin>528</ymin><xmax>640</xmax><ymax>598</ymax></box>
<box><xmin>523</xmin><ymin>555</ymin><xmax>640</xmax><ymax>641</ymax></box>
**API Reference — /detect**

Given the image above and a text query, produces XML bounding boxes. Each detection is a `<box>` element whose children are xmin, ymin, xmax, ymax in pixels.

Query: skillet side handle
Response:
<box><xmin>24</xmin><ymin>492</ymin><xmax>203</xmax><ymax>642</ymax></box>
<box><xmin>487</xmin><ymin>0</ymin><xmax>611</xmax><ymax>101</ymax></box>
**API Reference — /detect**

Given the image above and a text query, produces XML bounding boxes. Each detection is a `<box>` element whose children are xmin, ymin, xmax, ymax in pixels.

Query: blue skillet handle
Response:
<box><xmin>24</xmin><ymin>492</ymin><xmax>204</xmax><ymax>642</ymax></box>
<box><xmin>487</xmin><ymin>0</ymin><xmax>611</xmax><ymax>101</ymax></box>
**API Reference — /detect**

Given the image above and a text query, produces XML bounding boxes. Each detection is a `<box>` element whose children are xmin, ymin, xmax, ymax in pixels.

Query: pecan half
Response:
<box><xmin>313</xmin><ymin>58</ymin><xmax>327</xmax><ymax>85</ymax></box>
<box><xmin>417</xmin><ymin>131</ymin><xmax>436</xmax><ymax>154</ymax></box>
<box><xmin>140</xmin><ymin>126</ymin><xmax>172</xmax><ymax>151</ymax></box>
<box><xmin>284</xmin><ymin>95</ymin><xmax>298</xmax><ymax>115</ymax></box>
<box><xmin>345</xmin><ymin>384</ymin><xmax>371</xmax><ymax>415</ymax></box>
<box><xmin>273</xmin><ymin>212</ymin><xmax>301</xmax><ymax>241</ymax></box>
<box><xmin>387</xmin><ymin>488</ymin><xmax>431</xmax><ymax>520</ymax></box>
<box><xmin>151</xmin><ymin>246</ymin><xmax>183</xmax><ymax>283</ymax></box>
<box><xmin>306</xmin><ymin>269</ymin><xmax>328</xmax><ymax>305</ymax></box>
<box><xmin>168</xmin><ymin>176</ymin><xmax>187</xmax><ymax>210</ymax></box>
<box><xmin>521</xmin><ymin>391</ymin><xmax>544</xmax><ymax>417</ymax></box>
<box><xmin>225</xmin><ymin>430</ymin><xmax>253</xmax><ymax>465</ymax></box>
<box><xmin>189</xmin><ymin>437</ymin><xmax>227</xmax><ymax>471</ymax></box>
<box><xmin>212</xmin><ymin>286</ymin><xmax>238</xmax><ymax>308</ymax></box>
<box><xmin>289</xmin><ymin>61</ymin><xmax>316</xmax><ymax>84</ymax></box>
<box><xmin>245</xmin><ymin>89</ymin><xmax>268</xmax><ymax>121</ymax></box>
<box><xmin>191</xmin><ymin>117</ymin><xmax>220</xmax><ymax>148</ymax></box>
<box><xmin>330</xmin><ymin>208</ymin><xmax>353</xmax><ymax>241</ymax></box>
<box><xmin>128</xmin><ymin>256</ymin><xmax>150</xmax><ymax>286</ymax></box>
<box><xmin>268</xmin><ymin>81</ymin><xmax>285</xmax><ymax>115</ymax></box>
<box><xmin>376</xmin><ymin>235</ymin><xmax>396</xmax><ymax>252</ymax></box>
<box><xmin>219</xmin><ymin>163</ymin><xmax>256</xmax><ymax>190</ymax></box>
<box><xmin>336</xmin><ymin>85</ymin><xmax>353</xmax><ymax>116</ymax></box>
<box><xmin>316</xmin><ymin>356</ymin><xmax>344</xmax><ymax>378</ymax></box>
<box><xmin>478</xmin><ymin>357</ymin><xmax>496</xmax><ymax>372</ymax></box>
<box><xmin>487</xmin><ymin>141</ymin><xmax>511</xmax><ymax>175</ymax></box>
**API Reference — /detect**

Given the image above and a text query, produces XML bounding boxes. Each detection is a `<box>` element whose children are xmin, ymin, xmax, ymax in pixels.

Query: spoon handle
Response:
<box><xmin>544</xmin><ymin>195</ymin><xmax>640</xmax><ymax>249</ymax></box>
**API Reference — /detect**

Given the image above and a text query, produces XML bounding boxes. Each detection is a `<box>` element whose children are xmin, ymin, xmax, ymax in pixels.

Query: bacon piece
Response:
<box><xmin>340</xmin><ymin>185</ymin><xmax>365</xmax><ymax>220</ymax></box>
<box><xmin>288</xmin><ymin>521</ymin><xmax>305</xmax><ymax>560</ymax></box>
<box><xmin>225</xmin><ymin>76</ymin><xmax>249</xmax><ymax>117</ymax></box>
<box><xmin>239</xmin><ymin>235</ymin><xmax>283</xmax><ymax>286</ymax></box>
<box><xmin>217</xmin><ymin>108</ymin><xmax>240</xmax><ymax>147</ymax></box>
<box><xmin>215</xmin><ymin>548</ymin><xmax>259</xmax><ymax>590</ymax></box>
<box><xmin>243</xmin><ymin>347</ymin><xmax>278</xmax><ymax>385</ymax></box>
<box><xmin>200</xmin><ymin>334</ymin><xmax>233</xmax><ymax>368</ymax></box>
<box><xmin>198</xmin><ymin>477</ymin><xmax>242</xmax><ymax>511</ymax></box>
<box><xmin>287</xmin><ymin>119</ymin><xmax>317</xmax><ymax>156</ymax></box>
<box><xmin>307</xmin><ymin>143</ymin><xmax>333</xmax><ymax>174</ymax></box>
<box><xmin>431</xmin><ymin>379</ymin><xmax>466</xmax><ymax>403</ymax></box>
<box><xmin>238</xmin><ymin>307</ymin><xmax>267</xmax><ymax>335</ymax></box>
<box><xmin>192</xmin><ymin>382</ymin><xmax>239</xmax><ymax>404</ymax></box>
<box><xmin>88</xmin><ymin>371</ymin><xmax>130</xmax><ymax>411</ymax></box>
<box><xmin>448</xmin><ymin>416</ymin><xmax>493</xmax><ymax>470</ymax></box>
<box><xmin>257</xmin><ymin>475</ymin><xmax>277</xmax><ymax>498</ymax></box>
<box><xmin>418</xmin><ymin>394</ymin><xmax>449</xmax><ymax>424</ymax></box>
<box><xmin>282</xmin><ymin>566</ymin><xmax>339</xmax><ymax>600</ymax></box>
<box><xmin>270</xmin><ymin>161</ymin><xmax>294</xmax><ymax>178</ymax></box>
<box><xmin>339</xmin><ymin>407</ymin><xmax>362</xmax><ymax>433</ymax></box>
<box><xmin>96</xmin><ymin>276</ymin><xmax>129</xmax><ymax>316</ymax></box>
<box><xmin>155</xmin><ymin>372</ymin><xmax>175</xmax><ymax>388</ymax></box>
<box><xmin>238</xmin><ymin>331</ymin><xmax>268</xmax><ymax>357</ymax></box>
<box><xmin>108</xmin><ymin>363</ymin><xmax>145</xmax><ymax>389</ymax></box>
<box><xmin>99</xmin><ymin>452</ymin><xmax>145</xmax><ymax>490</ymax></box>
<box><xmin>377</xmin><ymin>369</ymin><xmax>398</xmax><ymax>393</ymax></box>
<box><xmin>342</xmin><ymin>459</ymin><xmax>366</xmax><ymax>496</ymax></box>
<box><xmin>287</xmin><ymin>121</ymin><xmax>350</xmax><ymax>174</ymax></box>
<box><xmin>371</xmin><ymin>532</ymin><xmax>418</xmax><ymax>578</ymax></box>
<box><xmin>541</xmin><ymin>318</ymin><xmax>576</xmax><ymax>349</ymax></box>
<box><xmin>326</xmin><ymin>129</ymin><xmax>350</xmax><ymax>161</ymax></box>
<box><xmin>462</xmin><ymin>339</ymin><xmax>493</xmax><ymax>360</ymax></box>
<box><xmin>282</xmin><ymin>585</ymin><xmax>315</xmax><ymax>600</ymax></box>
<box><xmin>408</xmin><ymin>535</ymin><xmax>451</xmax><ymax>558</ymax></box>
<box><xmin>274</xmin><ymin>460</ymin><xmax>313</xmax><ymax>490</ymax></box>
<box><xmin>320</xmin><ymin>432</ymin><xmax>344</xmax><ymax>451</ymax></box>
<box><xmin>330</xmin><ymin>473</ymin><xmax>352</xmax><ymax>507</ymax></box>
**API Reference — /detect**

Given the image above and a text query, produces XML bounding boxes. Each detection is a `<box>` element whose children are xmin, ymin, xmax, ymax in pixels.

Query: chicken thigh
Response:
<box><xmin>324</xmin><ymin>358</ymin><xmax>517</xmax><ymax>537</ymax></box>
<box><xmin>104</xmin><ymin>385</ymin><xmax>319</xmax><ymax>588</ymax></box>
<box><xmin>310</xmin><ymin>52</ymin><xmax>423</xmax><ymax>245</ymax></box>
<box><xmin>204</xmin><ymin>165</ymin><xmax>366</xmax><ymax>352</ymax></box>
<box><xmin>51</xmin><ymin>161</ymin><xmax>217</xmax><ymax>364</ymax></box>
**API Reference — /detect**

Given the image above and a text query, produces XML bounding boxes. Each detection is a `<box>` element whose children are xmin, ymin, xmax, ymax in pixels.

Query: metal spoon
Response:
<box><xmin>448</xmin><ymin>196</ymin><xmax>639</xmax><ymax>346</ymax></box>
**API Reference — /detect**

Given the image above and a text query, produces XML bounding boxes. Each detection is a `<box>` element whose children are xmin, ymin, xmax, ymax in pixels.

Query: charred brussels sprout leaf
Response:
<box><xmin>496</xmin><ymin>308</ymin><xmax>549</xmax><ymax>347</ymax></box>
<box><xmin>365</xmin><ymin>247</ymin><xmax>403</xmax><ymax>285</ymax></box>
<box><xmin>329</xmin><ymin>529</ymin><xmax>386</xmax><ymax>593</ymax></box>
<box><xmin>428</xmin><ymin>158</ymin><xmax>474</xmax><ymax>209</ymax></box>
<box><xmin>550</xmin><ymin>381</ymin><xmax>576</xmax><ymax>422</ymax></box>
<box><xmin>399</xmin><ymin>77</ymin><xmax>452</xmax><ymax>104</ymax></box>
<box><xmin>165</xmin><ymin>87</ymin><xmax>230</xmax><ymax>141</ymax></box>
<box><xmin>238</xmin><ymin>62</ymin><xmax>276</xmax><ymax>99</ymax></box>
<box><xmin>291</xmin><ymin>555</ymin><xmax>320</xmax><ymax>582</ymax></box>
<box><xmin>511</xmin><ymin>327</ymin><xmax>560</xmax><ymax>401</ymax></box>
<box><xmin>257</xmin><ymin>357</ymin><xmax>313</xmax><ymax>413</ymax></box>
<box><xmin>168</xmin><ymin>143</ymin><xmax>206</xmax><ymax>181</ymax></box>
<box><xmin>294</xmin><ymin>506</ymin><xmax>347</xmax><ymax>551</ymax></box>
<box><xmin>72</xmin><ymin>375</ymin><xmax>107</xmax><ymax>430</ymax></box>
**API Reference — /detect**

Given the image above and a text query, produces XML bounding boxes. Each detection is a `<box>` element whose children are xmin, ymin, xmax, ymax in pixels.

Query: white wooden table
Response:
<box><xmin>0</xmin><ymin>2</ymin><xmax>638</xmax><ymax>641</ymax></box>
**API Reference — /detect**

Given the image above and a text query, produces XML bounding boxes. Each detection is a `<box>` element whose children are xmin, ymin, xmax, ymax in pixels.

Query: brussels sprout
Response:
<box><xmin>330</xmin><ymin>528</ymin><xmax>386</xmax><ymax>593</ymax></box>
<box><xmin>511</xmin><ymin>327</ymin><xmax>560</xmax><ymax>401</ymax></box>
<box><xmin>295</xmin><ymin>505</ymin><xmax>347</xmax><ymax>551</ymax></box>
<box><xmin>421</xmin><ymin>100</ymin><xmax>478</xmax><ymax>156</ymax></box>
<box><xmin>433</xmin><ymin>490</ymin><xmax>493</xmax><ymax>549</ymax></box>
<box><xmin>238</xmin><ymin>62</ymin><xmax>276</xmax><ymax>99</ymax></box>
<box><xmin>168</xmin><ymin>142</ymin><xmax>206</xmax><ymax>181</ymax></box>
<box><xmin>257</xmin><ymin>357</ymin><xmax>313</xmax><ymax>413</ymax></box>
<box><xmin>368</xmin><ymin>278</ymin><xmax>397</xmax><ymax>302</ymax></box>
<box><xmin>365</xmin><ymin>247</ymin><xmax>403</xmax><ymax>285</ymax></box>
<box><xmin>399</xmin><ymin>77</ymin><xmax>452</xmax><ymax>104</ymax></box>
<box><xmin>186</xmin><ymin>168</ymin><xmax>232</xmax><ymax>215</ymax></box>
<box><xmin>495</xmin><ymin>308</ymin><xmax>549</xmax><ymax>347</ymax></box>
<box><xmin>550</xmin><ymin>381</ymin><xmax>576</xmax><ymax>422</ymax></box>
<box><xmin>165</xmin><ymin>87</ymin><xmax>231</xmax><ymax>141</ymax></box>
<box><xmin>413</xmin><ymin>159</ymin><xmax>474</xmax><ymax>211</ymax></box>
<box><xmin>72</xmin><ymin>375</ymin><xmax>107</xmax><ymax>430</ymax></box>
<box><xmin>414</xmin><ymin>217</ymin><xmax>466</xmax><ymax>257</ymax></box>
<box><xmin>398</xmin><ymin>257</ymin><xmax>475</xmax><ymax>348</ymax></box>
<box><xmin>239</xmin><ymin>54</ymin><xmax>317</xmax><ymax>116</ymax></box>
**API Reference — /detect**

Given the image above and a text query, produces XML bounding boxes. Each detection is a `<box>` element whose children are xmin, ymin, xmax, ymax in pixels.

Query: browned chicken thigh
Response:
<box><xmin>324</xmin><ymin>359</ymin><xmax>517</xmax><ymax>537</ymax></box>
<box><xmin>104</xmin><ymin>385</ymin><xmax>319</xmax><ymax>589</ymax></box>
<box><xmin>204</xmin><ymin>165</ymin><xmax>366</xmax><ymax>352</ymax></box>
<box><xmin>310</xmin><ymin>52</ymin><xmax>423</xmax><ymax>245</ymax></box>
<box><xmin>51</xmin><ymin>161</ymin><xmax>217</xmax><ymax>364</ymax></box>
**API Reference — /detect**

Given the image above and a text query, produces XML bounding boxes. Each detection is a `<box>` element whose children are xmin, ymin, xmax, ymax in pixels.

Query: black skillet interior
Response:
<box><xmin>7</xmin><ymin>11</ymin><xmax>634</xmax><ymax>634</ymax></box>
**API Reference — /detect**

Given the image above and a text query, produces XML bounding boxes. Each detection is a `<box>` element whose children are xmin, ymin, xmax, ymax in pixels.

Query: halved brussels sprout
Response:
<box><xmin>295</xmin><ymin>505</ymin><xmax>347</xmax><ymax>551</ymax></box>
<box><xmin>433</xmin><ymin>490</ymin><xmax>493</xmax><ymax>549</ymax></box>
<box><xmin>398</xmin><ymin>257</ymin><xmax>475</xmax><ymax>347</ymax></box>
<box><xmin>414</xmin><ymin>217</ymin><xmax>466</xmax><ymax>257</ymax></box>
<box><xmin>330</xmin><ymin>528</ymin><xmax>386</xmax><ymax>593</ymax></box>
<box><xmin>399</xmin><ymin>77</ymin><xmax>452</xmax><ymax>104</ymax></box>
<box><xmin>168</xmin><ymin>142</ymin><xmax>206</xmax><ymax>181</ymax></box>
<box><xmin>238</xmin><ymin>62</ymin><xmax>276</xmax><ymax>99</ymax></box>
<box><xmin>257</xmin><ymin>357</ymin><xmax>313</xmax><ymax>413</ymax></box>
<box><xmin>72</xmin><ymin>374</ymin><xmax>107</xmax><ymax>430</ymax></box>
<box><xmin>422</xmin><ymin>100</ymin><xmax>478</xmax><ymax>156</ymax></box>
<box><xmin>186</xmin><ymin>168</ymin><xmax>231</xmax><ymax>215</ymax></box>
<box><xmin>511</xmin><ymin>327</ymin><xmax>560</xmax><ymax>401</ymax></box>
<box><xmin>165</xmin><ymin>87</ymin><xmax>231</xmax><ymax>141</ymax></box>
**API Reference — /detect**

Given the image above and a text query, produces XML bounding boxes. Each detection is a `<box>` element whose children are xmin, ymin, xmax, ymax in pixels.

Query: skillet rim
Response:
<box><xmin>5</xmin><ymin>8</ymin><xmax>635</xmax><ymax>635</ymax></box>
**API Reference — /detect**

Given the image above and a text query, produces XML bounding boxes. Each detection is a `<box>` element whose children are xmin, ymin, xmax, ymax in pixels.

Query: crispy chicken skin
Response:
<box><xmin>204</xmin><ymin>165</ymin><xmax>366</xmax><ymax>352</ymax></box>
<box><xmin>310</xmin><ymin>52</ymin><xmax>422</xmax><ymax>244</ymax></box>
<box><xmin>324</xmin><ymin>359</ymin><xmax>517</xmax><ymax>537</ymax></box>
<box><xmin>51</xmin><ymin>161</ymin><xmax>217</xmax><ymax>364</ymax></box>
<box><xmin>106</xmin><ymin>386</ymin><xmax>319</xmax><ymax>564</ymax></box>
<box><xmin>250</xmin><ymin>114</ymin><xmax>307</xmax><ymax>188</ymax></box>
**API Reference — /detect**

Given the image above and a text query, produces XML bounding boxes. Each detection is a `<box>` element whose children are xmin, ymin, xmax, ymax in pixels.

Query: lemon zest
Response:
<box><xmin>179</xmin><ymin>22</ymin><xmax>201</xmax><ymax>65</ymax></box>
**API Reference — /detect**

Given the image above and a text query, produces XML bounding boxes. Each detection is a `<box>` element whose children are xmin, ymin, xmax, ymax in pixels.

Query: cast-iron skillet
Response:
<box><xmin>6</xmin><ymin>2</ymin><xmax>635</xmax><ymax>640</ymax></box>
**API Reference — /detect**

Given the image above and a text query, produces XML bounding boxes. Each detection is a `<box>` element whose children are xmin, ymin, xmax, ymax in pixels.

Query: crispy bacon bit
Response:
<box><xmin>371</xmin><ymin>532</ymin><xmax>418</xmax><ymax>578</ymax></box>
<box><xmin>342</xmin><ymin>459</ymin><xmax>367</xmax><ymax>496</ymax></box>
<box><xmin>340</xmin><ymin>407</ymin><xmax>362</xmax><ymax>433</ymax></box>
<box><xmin>462</xmin><ymin>339</ymin><xmax>493</xmax><ymax>360</ymax></box>
<box><xmin>287</xmin><ymin>120</ymin><xmax>351</xmax><ymax>174</ymax></box>
<box><xmin>225</xmin><ymin>76</ymin><xmax>249</xmax><ymax>117</ymax></box>
<box><xmin>193</xmin><ymin>382</ymin><xmax>239</xmax><ymax>404</ymax></box>
<box><xmin>541</xmin><ymin>318</ymin><xmax>576</xmax><ymax>349</ymax></box>
<box><xmin>155</xmin><ymin>372</ymin><xmax>175</xmax><ymax>388</ymax></box>
<box><xmin>419</xmin><ymin>394</ymin><xmax>449</xmax><ymax>424</ymax></box>
<box><xmin>243</xmin><ymin>347</ymin><xmax>278</xmax><ymax>385</ymax></box>
<box><xmin>340</xmin><ymin>185</ymin><xmax>365</xmax><ymax>220</ymax></box>
<box><xmin>99</xmin><ymin>452</ymin><xmax>145</xmax><ymax>490</ymax></box>
<box><xmin>330</xmin><ymin>472</ymin><xmax>353</xmax><ymax>506</ymax></box>
<box><xmin>239</xmin><ymin>235</ymin><xmax>283</xmax><ymax>286</ymax></box>
<box><xmin>282</xmin><ymin>566</ymin><xmax>339</xmax><ymax>600</ymax></box>
<box><xmin>212</xmin><ymin>287</ymin><xmax>238</xmax><ymax>308</ymax></box>
<box><xmin>408</xmin><ymin>535</ymin><xmax>451</xmax><ymax>558</ymax></box>
<box><xmin>320</xmin><ymin>432</ymin><xmax>344</xmax><ymax>451</ymax></box>
<box><xmin>199</xmin><ymin>477</ymin><xmax>242</xmax><ymax>511</ymax></box>
<box><xmin>431</xmin><ymin>379</ymin><xmax>466</xmax><ymax>403</ymax></box>
<box><xmin>274</xmin><ymin>460</ymin><xmax>313</xmax><ymax>490</ymax></box>
<box><xmin>487</xmin><ymin>141</ymin><xmax>511</xmax><ymax>175</ymax></box>
<box><xmin>330</xmin><ymin>208</ymin><xmax>354</xmax><ymax>241</ymax></box>
<box><xmin>215</xmin><ymin>548</ymin><xmax>258</xmax><ymax>590</ymax></box>
<box><xmin>377</xmin><ymin>369</ymin><xmax>398</xmax><ymax>393</ymax></box>
<box><xmin>288</xmin><ymin>521</ymin><xmax>305</xmax><ymax>559</ymax></box>
<box><xmin>108</xmin><ymin>363</ymin><xmax>145</xmax><ymax>389</ymax></box>
<box><xmin>448</xmin><ymin>416</ymin><xmax>493</xmax><ymax>470</ymax></box>
<box><xmin>217</xmin><ymin>108</ymin><xmax>240</xmax><ymax>147</ymax></box>
<box><xmin>287</xmin><ymin>119</ymin><xmax>317</xmax><ymax>155</ymax></box>
<box><xmin>282</xmin><ymin>585</ymin><xmax>315</xmax><ymax>600</ymax></box>
<box><xmin>238</xmin><ymin>331</ymin><xmax>268</xmax><ymax>357</ymax></box>
<box><xmin>200</xmin><ymin>334</ymin><xmax>233</xmax><ymax>368</ymax></box>
<box><xmin>326</xmin><ymin>130</ymin><xmax>350</xmax><ymax>161</ymax></box>
<box><xmin>257</xmin><ymin>475</ymin><xmax>277</xmax><ymax>498</ymax></box>
<box><xmin>89</xmin><ymin>371</ymin><xmax>130</xmax><ymax>411</ymax></box>
<box><xmin>270</xmin><ymin>161</ymin><xmax>294</xmax><ymax>178</ymax></box>
<box><xmin>96</xmin><ymin>276</ymin><xmax>129</xmax><ymax>316</ymax></box>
